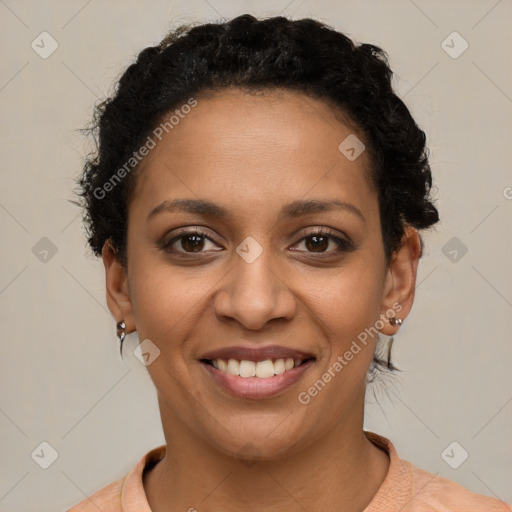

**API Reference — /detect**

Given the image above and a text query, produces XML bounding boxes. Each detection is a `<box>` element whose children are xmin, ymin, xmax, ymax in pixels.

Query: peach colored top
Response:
<box><xmin>66</xmin><ymin>431</ymin><xmax>511</xmax><ymax>511</ymax></box>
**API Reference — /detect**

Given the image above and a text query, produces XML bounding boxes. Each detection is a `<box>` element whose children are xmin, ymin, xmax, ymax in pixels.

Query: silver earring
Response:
<box><xmin>389</xmin><ymin>317</ymin><xmax>403</xmax><ymax>327</ymax></box>
<box><xmin>116</xmin><ymin>321</ymin><xmax>126</xmax><ymax>356</ymax></box>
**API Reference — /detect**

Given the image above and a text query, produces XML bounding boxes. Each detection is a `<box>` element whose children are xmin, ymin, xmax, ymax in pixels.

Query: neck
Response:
<box><xmin>144</xmin><ymin>397</ymin><xmax>389</xmax><ymax>512</ymax></box>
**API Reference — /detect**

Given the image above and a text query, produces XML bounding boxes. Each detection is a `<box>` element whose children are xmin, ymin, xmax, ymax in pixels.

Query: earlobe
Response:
<box><xmin>102</xmin><ymin>240</ymin><xmax>135</xmax><ymax>333</ymax></box>
<box><xmin>379</xmin><ymin>226</ymin><xmax>422</xmax><ymax>336</ymax></box>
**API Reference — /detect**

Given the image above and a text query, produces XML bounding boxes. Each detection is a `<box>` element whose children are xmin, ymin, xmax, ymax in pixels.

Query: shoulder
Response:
<box><xmin>364</xmin><ymin>432</ymin><xmax>511</xmax><ymax>512</ymax></box>
<box><xmin>405</xmin><ymin>460</ymin><xmax>511</xmax><ymax>511</ymax></box>
<box><xmin>65</xmin><ymin>444</ymin><xmax>166</xmax><ymax>512</ymax></box>
<box><xmin>65</xmin><ymin>477</ymin><xmax>124</xmax><ymax>511</ymax></box>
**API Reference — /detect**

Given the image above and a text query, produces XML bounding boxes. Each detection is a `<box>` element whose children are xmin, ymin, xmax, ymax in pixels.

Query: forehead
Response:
<box><xmin>132</xmin><ymin>88</ymin><xmax>376</xmax><ymax>219</ymax></box>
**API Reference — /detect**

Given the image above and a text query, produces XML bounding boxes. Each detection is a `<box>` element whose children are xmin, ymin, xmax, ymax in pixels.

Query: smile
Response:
<box><xmin>199</xmin><ymin>345</ymin><xmax>316</xmax><ymax>399</ymax></box>
<box><xmin>203</xmin><ymin>357</ymin><xmax>309</xmax><ymax>378</ymax></box>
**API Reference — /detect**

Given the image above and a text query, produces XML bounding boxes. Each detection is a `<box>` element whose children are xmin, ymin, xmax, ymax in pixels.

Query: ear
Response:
<box><xmin>102</xmin><ymin>240</ymin><xmax>136</xmax><ymax>333</ymax></box>
<box><xmin>379</xmin><ymin>226</ymin><xmax>422</xmax><ymax>336</ymax></box>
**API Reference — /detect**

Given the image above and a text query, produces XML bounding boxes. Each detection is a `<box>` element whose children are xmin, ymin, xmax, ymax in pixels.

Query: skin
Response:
<box><xmin>103</xmin><ymin>87</ymin><xmax>422</xmax><ymax>511</ymax></box>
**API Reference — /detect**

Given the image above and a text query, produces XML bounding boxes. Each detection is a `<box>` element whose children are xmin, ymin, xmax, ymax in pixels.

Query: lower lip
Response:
<box><xmin>201</xmin><ymin>360</ymin><xmax>314</xmax><ymax>399</ymax></box>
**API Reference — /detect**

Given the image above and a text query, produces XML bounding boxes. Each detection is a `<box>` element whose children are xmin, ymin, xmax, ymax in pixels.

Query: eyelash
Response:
<box><xmin>160</xmin><ymin>227</ymin><xmax>353</xmax><ymax>257</ymax></box>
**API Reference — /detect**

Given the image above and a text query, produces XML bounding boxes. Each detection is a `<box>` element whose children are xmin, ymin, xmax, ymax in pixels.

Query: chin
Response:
<box><xmin>197</xmin><ymin>409</ymin><xmax>314</xmax><ymax>462</ymax></box>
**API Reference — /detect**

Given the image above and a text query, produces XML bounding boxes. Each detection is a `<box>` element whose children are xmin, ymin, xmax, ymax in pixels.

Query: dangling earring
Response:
<box><xmin>389</xmin><ymin>317</ymin><xmax>403</xmax><ymax>327</ymax></box>
<box><xmin>116</xmin><ymin>321</ymin><xmax>126</xmax><ymax>356</ymax></box>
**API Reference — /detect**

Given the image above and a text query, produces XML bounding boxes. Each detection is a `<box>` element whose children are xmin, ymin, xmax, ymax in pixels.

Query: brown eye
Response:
<box><xmin>292</xmin><ymin>229</ymin><xmax>353</xmax><ymax>254</ymax></box>
<box><xmin>180</xmin><ymin>234</ymin><xmax>206</xmax><ymax>252</ymax></box>
<box><xmin>161</xmin><ymin>228</ymin><xmax>222</xmax><ymax>256</ymax></box>
<box><xmin>305</xmin><ymin>235</ymin><xmax>330</xmax><ymax>252</ymax></box>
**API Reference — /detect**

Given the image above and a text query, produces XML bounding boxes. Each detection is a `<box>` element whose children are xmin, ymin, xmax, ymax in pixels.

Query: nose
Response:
<box><xmin>212</xmin><ymin>247</ymin><xmax>297</xmax><ymax>331</ymax></box>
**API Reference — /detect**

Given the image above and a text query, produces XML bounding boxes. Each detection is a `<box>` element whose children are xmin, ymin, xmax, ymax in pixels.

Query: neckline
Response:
<box><xmin>126</xmin><ymin>432</ymin><xmax>407</xmax><ymax>511</ymax></box>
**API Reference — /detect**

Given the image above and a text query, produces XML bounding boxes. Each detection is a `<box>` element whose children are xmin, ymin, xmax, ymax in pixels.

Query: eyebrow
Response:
<box><xmin>147</xmin><ymin>198</ymin><xmax>365</xmax><ymax>223</ymax></box>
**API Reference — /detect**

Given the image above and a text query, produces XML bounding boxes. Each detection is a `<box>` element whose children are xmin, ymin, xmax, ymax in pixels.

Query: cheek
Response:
<box><xmin>309</xmin><ymin>263</ymin><xmax>385</xmax><ymax>396</ymax></box>
<box><xmin>297</xmin><ymin>265</ymin><xmax>383</xmax><ymax>415</ymax></box>
<box><xmin>127</xmin><ymin>251</ymin><xmax>212</xmax><ymax>346</ymax></box>
<box><xmin>312</xmin><ymin>261</ymin><xmax>384</xmax><ymax>340</ymax></box>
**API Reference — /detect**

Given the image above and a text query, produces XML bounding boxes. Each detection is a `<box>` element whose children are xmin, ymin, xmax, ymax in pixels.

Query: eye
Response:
<box><xmin>291</xmin><ymin>228</ymin><xmax>353</xmax><ymax>254</ymax></box>
<box><xmin>160</xmin><ymin>227</ymin><xmax>222</xmax><ymax>255</ymax></box>
<box><xmin>160</xmin><ymin>226</ymin><xmax>353</xmax><ymax>258</ymax></box>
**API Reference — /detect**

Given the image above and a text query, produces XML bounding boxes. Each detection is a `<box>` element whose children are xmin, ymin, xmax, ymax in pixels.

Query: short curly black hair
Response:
<box><xmin>76</xmin><ymin>14</ymin><xmax>439</xmax><ymax>372</ymax></box>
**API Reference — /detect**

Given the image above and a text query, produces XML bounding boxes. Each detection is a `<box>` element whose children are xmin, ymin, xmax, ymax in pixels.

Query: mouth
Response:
<box><xmin>199</xmin><ymin>345</ymin><xmax>316</xmax><ymax>399</ymax></box>
<box><xmin>200</xmin><ymin>357</ymin><xmax>314</xmax><ymax>378</ymax></box>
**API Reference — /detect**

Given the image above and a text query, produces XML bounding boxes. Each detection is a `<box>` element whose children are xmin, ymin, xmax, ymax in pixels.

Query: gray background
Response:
<box><xmin>0</xmin><ymin>0</ymin><xmax>511</xmax><ymax>510</ymax></box>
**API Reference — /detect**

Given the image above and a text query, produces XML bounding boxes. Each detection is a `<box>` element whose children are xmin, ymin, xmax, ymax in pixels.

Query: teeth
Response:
<box><xmin>274</xmin><ymin>359</ymin><xmax>285</xmax><ymax>375</ymax></box>
<box><xmin>226</xmin><ymin>359</ymin><xmax>240</xmax><ymax>376</ymax></box>
<box><xmin>256</xmin><ymin>360</ymin><xmax>275</xmax><ymax>378</ymax></box>
<box><xmin>239</xmin><ymin>360</ymin><xmax>256</xmax><ymax>377</ymax></box>
<box><xmin>211</xmin><ymin>357</ymin><xmax>304</xmax><ymax>378</ymax></box>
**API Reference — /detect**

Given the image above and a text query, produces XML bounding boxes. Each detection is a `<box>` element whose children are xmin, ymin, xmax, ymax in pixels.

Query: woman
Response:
<box><xmin>68</xmin><ymin>14</ymin><xmax>511</xmax><ymax>512</ymax></box>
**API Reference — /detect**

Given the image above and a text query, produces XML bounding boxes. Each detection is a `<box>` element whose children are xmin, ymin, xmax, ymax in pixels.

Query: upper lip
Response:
<box><xmin>200</xmin><ymin>345</ymin><xmax>316</xmax><ymax>362</ymax></box>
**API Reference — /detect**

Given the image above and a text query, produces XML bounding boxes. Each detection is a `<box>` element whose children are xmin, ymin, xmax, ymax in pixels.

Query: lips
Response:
<box><xmin>200</xmin><ymin>345</ymin><xmax>315</xmax><ymax>363</ymax></box>
<box><xmin>199</xmin><ymin>345</ymin><xmax>316</xmax><ymax>399</ymax></box>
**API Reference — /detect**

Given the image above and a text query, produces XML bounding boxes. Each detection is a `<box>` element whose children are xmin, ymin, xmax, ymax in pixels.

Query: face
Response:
<box><xmin>104</xmin><ymin>88</ymin><xmax>420</xmax><ymax>460</ymax></box>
